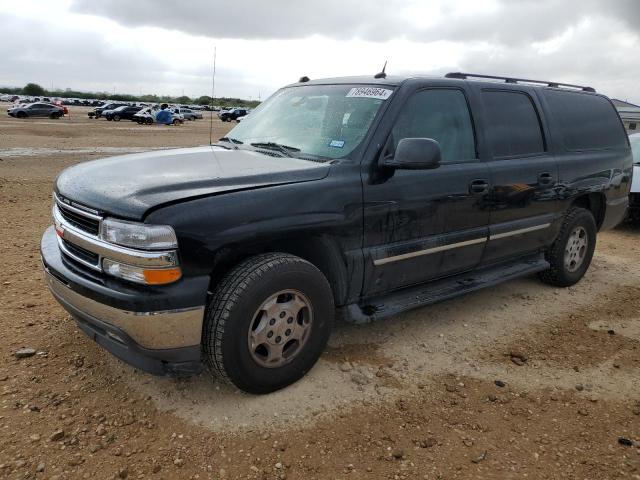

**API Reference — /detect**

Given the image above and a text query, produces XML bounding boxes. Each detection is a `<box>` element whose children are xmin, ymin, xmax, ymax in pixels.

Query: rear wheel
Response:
<box><xmin>538</xmin><ymin>207</ymin><xmax>596</xmax><ymax>287</ymax></box>
<box><xmin>49</xmin><ymin>112</ymin><xmax>60</xmax><ymax>119</ymax></box>
<box><xmin>145</xmin><ymin>117</ymin><xmax>153</xmax><ymax>125</ymax></box>
<box><xmin>203</xmin><ymin>253</ymin><xmax>334</xmax><ymax>394</ymax></box>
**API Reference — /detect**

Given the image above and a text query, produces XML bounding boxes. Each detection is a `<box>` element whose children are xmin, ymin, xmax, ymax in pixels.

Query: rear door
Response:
<box><xmin>475</xmin><ymin>87</ymin><xmax>559</xmax><ymax>264</ymax></box>
<box><xmin>362</xmin><ymin>86</ymin><xmax>491</xmax><ymax>296</ymax></box>
<box><xmin>30</xmin><ymin>104</ymin><xmax>46</xmax><ymax>116</ymax></box>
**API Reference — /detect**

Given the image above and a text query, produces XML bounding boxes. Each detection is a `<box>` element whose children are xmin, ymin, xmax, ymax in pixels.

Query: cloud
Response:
<box><xmin>70</xmin><ymin>0</ymin><xmax>640</xmax><ymax>45</ymax></box>
<box><xmin>1</xmin><ymin>0</ymin><xmax>639</xmax><ymax>102</ymax></box>
<box><xmin>70</xmin><ymin>0</ymin><xmax>410</xmax><ymax>42</ymax></box>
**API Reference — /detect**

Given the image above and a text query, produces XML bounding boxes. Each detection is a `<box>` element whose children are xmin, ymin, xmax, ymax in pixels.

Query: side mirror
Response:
<box><xmin>383</xmin><ymin>138</ymin><xmax>442</xmax><ymax>170</ymax></box>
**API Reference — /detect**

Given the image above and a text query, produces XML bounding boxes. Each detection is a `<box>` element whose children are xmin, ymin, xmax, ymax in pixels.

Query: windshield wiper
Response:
<box><xmin>218</xmin><ymin>137</ymin><xmax>244</xmax><ymax>149</ymax></box>
<box><xmin>250</xmin><ymin>142</ymin><xmax>300</xmax><ymax>157</ymax></box>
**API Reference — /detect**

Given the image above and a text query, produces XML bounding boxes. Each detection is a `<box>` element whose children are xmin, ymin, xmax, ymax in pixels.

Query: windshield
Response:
<box><xmin>630</xmin><ymin>134</ymin><xmax>640</xmax><ymax>164</ymax></box>
<box><xmin>225</xmin><ymin>84</ymin><xmax>393</xmax><ymax>160</ymax></box>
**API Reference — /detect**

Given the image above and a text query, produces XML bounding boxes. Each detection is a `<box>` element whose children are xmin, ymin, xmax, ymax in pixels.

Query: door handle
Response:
<box><xmin>538</xmin><ymin>172</ymin><xmax>554</xmax><ymax>186</ymax></box>
<box><xmin>469</xmin><ymin>179</ymin><xmax>490</xmax><ymax>195</ymax></box>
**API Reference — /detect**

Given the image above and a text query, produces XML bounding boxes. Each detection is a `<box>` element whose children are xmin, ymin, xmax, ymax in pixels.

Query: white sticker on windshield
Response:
<box><xmin>346</xmin><ymin>87</ymin><xmax>393</xmax><ymax>100</ymax></box>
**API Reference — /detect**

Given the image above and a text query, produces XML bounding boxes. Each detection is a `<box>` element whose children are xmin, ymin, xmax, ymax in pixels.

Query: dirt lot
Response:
<box><xmin>1</xmin><ymin>104</ymin><xmax>640</xmax><ymax>480</ymax></box>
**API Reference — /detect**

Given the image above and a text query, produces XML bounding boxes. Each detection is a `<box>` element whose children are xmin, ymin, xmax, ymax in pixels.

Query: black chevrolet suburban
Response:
<box><xmin>41</xmin><ymin>73</ymin><xmax>632</xmax><ymax>393</ymax></box>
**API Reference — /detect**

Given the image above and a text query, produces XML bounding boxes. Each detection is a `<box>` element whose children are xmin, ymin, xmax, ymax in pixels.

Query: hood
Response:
<box><xmin>55</xmin><ymin>146</ymin><xmax>331</xmax><ymax>220</ymax></box>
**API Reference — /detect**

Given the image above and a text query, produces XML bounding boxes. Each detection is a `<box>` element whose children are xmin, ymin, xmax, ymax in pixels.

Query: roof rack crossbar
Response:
<box><xmin>445</xmin><ymin>72</ymin><xmax>596</xmax><ymax>93</ymax></box>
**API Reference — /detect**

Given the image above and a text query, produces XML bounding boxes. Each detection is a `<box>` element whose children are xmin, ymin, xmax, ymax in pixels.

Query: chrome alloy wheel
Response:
<box><xmin>247</xmin><ymin>290</ymin><xmax>313</xmax><ymax>368</ymax></box>
<box><xmin>564</xmin><ymin>226</ymin><xmax>588</xmax><ymax>273</ymax></box>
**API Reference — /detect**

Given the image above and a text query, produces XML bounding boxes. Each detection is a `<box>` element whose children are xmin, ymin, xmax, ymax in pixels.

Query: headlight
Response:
<box><xmin>102</xmin><ymin>258</ymin><xmax>182</xmax><ymax>285</ymax></box>
<box><xmin>100</xmin><ymin>218</ymin><xmax>178</xmax><ymax>250</ymax></box>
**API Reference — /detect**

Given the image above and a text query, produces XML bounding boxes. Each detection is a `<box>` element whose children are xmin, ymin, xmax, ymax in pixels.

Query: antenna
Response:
<box><xmin>209</xmin><ymin>45</ymin><xmax>217</xmax><ymax>146</ymax></box>
<box><xmin>374</xmin><ymin>61</ymin><xmax>387</xmax><ymax>79</ymax></box>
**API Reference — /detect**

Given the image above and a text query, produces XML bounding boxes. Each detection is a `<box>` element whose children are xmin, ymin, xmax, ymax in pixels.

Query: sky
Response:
<box><xmin>1</xmin><ymin>0</ymin><xmax>639</xmax><ymax>103</ymax></box>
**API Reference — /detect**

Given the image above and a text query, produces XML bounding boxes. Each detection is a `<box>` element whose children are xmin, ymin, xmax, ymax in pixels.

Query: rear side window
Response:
<box><xmin>391</xmin><ymin>89</ymin><xmax>476</xmax><ymax>164</ymax></box>
<box><xmin>542</xmin><ymin>90</ymin><xmax>627</xmax><ymax>150</ymax></box>
<box><xmin>482</xmin><ymin>90</ymin><xmax>545</xmax><ymax>158</ymax></box>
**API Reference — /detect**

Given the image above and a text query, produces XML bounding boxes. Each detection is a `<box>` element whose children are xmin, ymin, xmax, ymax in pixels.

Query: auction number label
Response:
<box><xmin>346</xmin><ymin>87</ymin><xmax>393</xmax><ymax>100</ymax></box>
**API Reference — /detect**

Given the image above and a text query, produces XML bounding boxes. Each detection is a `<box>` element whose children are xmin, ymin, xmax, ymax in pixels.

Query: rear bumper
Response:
<box><xmin>41</xmin><ymin>226</ymin><xmax>206</xmax><ymax>376</ymax></box>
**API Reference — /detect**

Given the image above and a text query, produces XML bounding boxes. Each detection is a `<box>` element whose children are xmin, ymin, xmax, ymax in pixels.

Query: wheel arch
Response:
<box><xmin>206</xmin><ymin>235</ymin><xmax>350</xmax><ymax>307</ymax></box>
<box><xmin>570</xmin><ymin>193</ymin><xmax>606</xmax><ymax>230</ymax></box>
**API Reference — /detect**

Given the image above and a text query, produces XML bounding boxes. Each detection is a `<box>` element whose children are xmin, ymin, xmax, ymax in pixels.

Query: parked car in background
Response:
<box><xmin>8</xmin><ymin>102</ymin><xmax>64</xmax><ymax>119</ymax></box>
<box><xmin>104</xmin><ymin>105</ymin><xmax>143</xmax><ymax>121</ymax></box>
<box><xmin>629</xmin><ymin>133</ymin><xmax>640</xmax><ymax>222</ymax></box>
<box><xmin>134</xmin><ymin>107</ymin><xmax>156</xmax><ymax>124</ymax></box>
<box><xmin>89</xmin><ymin>102</ymin><xmax>129</xmax><ymax>119</ymax></box>
<box><xmin>172</xmin><ymin>107</ymin><xmax>202</xmax><ymax>121</ymax></box>
<box><xmin>134</xmin><ymin>107</ymin><xmax>184</xmax><ymax>125</ymax></box>
<box><xmin>218</xmin><ymin>107</ymin><xmax>248</xmax><ymax>122</ymax></box>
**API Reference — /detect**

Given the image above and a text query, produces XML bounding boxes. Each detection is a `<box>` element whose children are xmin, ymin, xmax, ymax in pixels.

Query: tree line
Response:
<box><xmin>0</xmin><ymin>83</ymin><xmax>261</xmax><ymax>108</ymax></box>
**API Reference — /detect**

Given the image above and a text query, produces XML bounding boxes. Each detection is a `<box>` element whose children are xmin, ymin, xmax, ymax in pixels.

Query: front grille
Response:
<box><xmin>61</xmin><ymin>238</ymin><xmax>99</xmax><ymax>266</ymax></box>
<box><xmin>56</xmin><ymin>201</ymin><xmax>100</xmax><ymax>235</ymax></box>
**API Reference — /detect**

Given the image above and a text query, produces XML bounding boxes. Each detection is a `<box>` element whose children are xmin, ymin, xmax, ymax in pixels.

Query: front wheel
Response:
<box><xmin>538</xmin><ymin>207</ymin><xmax>596</xmax><ymax>287</ymax></box>
<box><xmin>203</xmin><ymin>253</ymin><xmax>334</xmax><ymax>394</ymax></box>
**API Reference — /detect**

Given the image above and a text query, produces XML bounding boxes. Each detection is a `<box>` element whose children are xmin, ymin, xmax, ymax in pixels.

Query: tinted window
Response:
<box><xmin>543</xmin><ymin>90</ymin><xmax>627</xmax><ymax>150</ymax></box>
<box><xmin>482</xmin><ymin>90</ymin><xmax>545</xmax><ymax>158</ymax></box>
<box><xmin>391</xmin><ymin>89</ymin><xmax>476</xmax><ymax>163</ymax></box>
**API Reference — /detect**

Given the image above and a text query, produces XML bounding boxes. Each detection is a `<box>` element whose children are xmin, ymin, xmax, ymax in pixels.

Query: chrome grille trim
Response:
<box><xmin>57</xmin><ymin>236</ymin><xmax>102</xmax><ymax>272</ymax></box>
<box><xmin>54</xmin><ymin>192</ymin><xmax>102</xmax><ymax>221</ymax></box>
<box><xmin>52</xmin><ymin>204</ymin><xmax>179</xmax><ymax>270</ymax></box>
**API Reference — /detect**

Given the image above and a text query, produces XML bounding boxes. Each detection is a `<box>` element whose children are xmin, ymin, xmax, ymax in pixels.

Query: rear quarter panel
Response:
<box><xmin>534</xmin><ymin>90</ymin><xmax>632</xmax><ymax>229</ymax></box>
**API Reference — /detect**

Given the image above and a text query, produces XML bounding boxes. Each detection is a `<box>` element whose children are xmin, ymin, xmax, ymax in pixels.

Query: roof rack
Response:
<box><xmin>445</xmin><ymin>72</ymin><xmax>596</xmax><ymax>93</ymax></box>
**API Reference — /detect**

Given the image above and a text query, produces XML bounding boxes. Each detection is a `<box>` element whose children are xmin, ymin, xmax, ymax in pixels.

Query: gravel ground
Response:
<box><xmin>1</xmin><ymin>104</ymin><xmax>640</xmax><ymax>479</ymax></box>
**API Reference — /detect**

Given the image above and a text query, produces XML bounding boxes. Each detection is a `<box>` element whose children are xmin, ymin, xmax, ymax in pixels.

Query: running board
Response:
<box><xmin>342</xmin><ymin>255</ymin><xmax>549</xmax><ymax>324</ymax></box>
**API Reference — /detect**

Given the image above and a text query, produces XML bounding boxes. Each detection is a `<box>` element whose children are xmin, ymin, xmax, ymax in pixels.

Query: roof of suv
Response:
<box><xmin>289</xmin><ymin>75</ymin><xmax>427</xmax><ymax>87</ymax></box>
<box><xmin>289</xmin><ymin>73</ymin><xmax>596</xmax><ymax>94</ymax></box>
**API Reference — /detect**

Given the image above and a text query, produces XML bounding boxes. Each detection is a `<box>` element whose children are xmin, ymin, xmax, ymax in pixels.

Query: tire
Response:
<box><xmin>203</xmin><ymin>253</ymin><xmax>334</xmax><ymax>394</ymax></box>
<box><xmin>113</xmin><ymin>115</ymin><xmax>121</xmax><ymax>121</ymax></box>
<box><xmin>145</xmin><ymin>118</ymin><xmax>153</xmax><ymax>125</ymax></box>
<box><xmin>49</xmin><ymin>112</ymin><xmax>60</xmax><ymax>119</ymax></box>
<box><xmin>538</xmin><ymin>207</ymin><xmax>597</xmax><ymax>287</ymax></box>
<box><xmin>106</xmin><ymin>117</ymin><xmax>112</xmax><ymax>121</ymax></box>
<box><xmin>16</xmin><ymin>111</ymin><xmax>27</xmax><ymax>119</ymax></box>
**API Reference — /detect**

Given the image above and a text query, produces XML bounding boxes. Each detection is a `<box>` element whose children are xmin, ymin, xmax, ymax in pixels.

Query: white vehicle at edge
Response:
<box><xmin>629</xmin><ymin>133</ymin><xmax>640</xmax><ymax>222</ymax></box>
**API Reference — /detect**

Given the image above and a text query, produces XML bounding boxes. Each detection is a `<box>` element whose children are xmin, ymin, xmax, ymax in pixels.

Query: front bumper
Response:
<box><xmin>41</xmin><ymin>226</ymin><xmax>206</xmax><ymax>376</ymax></box>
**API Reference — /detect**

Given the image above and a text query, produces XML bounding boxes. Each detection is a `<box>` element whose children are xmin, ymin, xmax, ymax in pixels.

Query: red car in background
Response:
<box><xmin>53</xmin><ymin>100</ymin><xmax>69</xmax><ymax>115</ymax></box>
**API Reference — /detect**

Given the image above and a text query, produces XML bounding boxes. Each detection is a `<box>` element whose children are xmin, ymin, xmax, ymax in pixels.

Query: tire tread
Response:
<box><xmin>202</xmin><ymin>253</ymin><xmax>315</xmax><ymax>385</ymax></box>
<box><xmin>538</xmin><ymin>207</ymin><xmax>595</xmax><ymax>287</ymax></box>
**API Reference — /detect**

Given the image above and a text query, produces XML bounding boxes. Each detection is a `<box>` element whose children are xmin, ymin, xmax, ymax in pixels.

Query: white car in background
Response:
<box><xmin>629</xmin><ymin>133</ymin><xmax>640</xmax><ymax>222</ymax></box>
<box><xmin>134</xmin><ymin>107</ymin><xmax>184</xmax><ymax>125</ymax></box>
